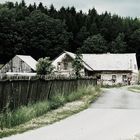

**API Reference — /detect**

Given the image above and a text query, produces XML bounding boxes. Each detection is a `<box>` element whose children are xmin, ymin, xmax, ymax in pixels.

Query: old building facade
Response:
<box><xmin>52</xmin><ymin>51</ymin><xmax>139</xmax><ymax>85</ymax></box>
<box><xmin>0</xmin><ymin>55</ymin><xmax>37</xmax><ymax>74</ymax></box>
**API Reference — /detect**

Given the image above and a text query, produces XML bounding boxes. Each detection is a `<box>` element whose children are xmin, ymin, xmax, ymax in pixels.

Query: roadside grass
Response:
<box><xmin>0</xmin><ymin>85</ymin><xmax>101</xmax><ymax>138</ymax></box>
<box><xmin>125</xmin><ymin>134</ymin><xmax>140</xmax><ymax>140</ymax></box>
<box><xmin>101</xmin><ymin>83</ymin><xmax>124</xmax><ymax>88</ymax></box>
<box><xmin>128</xmin><ymin>86</ymin><xmax>140</xmax><ymax>93</ymax></box>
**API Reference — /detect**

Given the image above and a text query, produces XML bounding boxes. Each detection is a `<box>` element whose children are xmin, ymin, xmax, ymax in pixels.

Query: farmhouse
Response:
<box><xmin>52</xmin><ymin>51</ymin><xmax>139</xmax><ymax>85</ymax></box>
<box><xmin>0</xmin><ymin>55</ymin><xmax>37</xmax><ymax>74</ymax></box>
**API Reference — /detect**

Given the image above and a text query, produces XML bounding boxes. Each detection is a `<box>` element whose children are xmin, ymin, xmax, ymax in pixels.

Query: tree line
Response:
<box><xmin>0</xmin><ymin>0</ymin><xmax>140</xmax><ymax>67</ymax></box>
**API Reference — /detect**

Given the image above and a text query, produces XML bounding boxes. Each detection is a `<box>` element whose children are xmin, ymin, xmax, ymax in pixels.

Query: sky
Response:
<box><xmin>0</xmin><ymin>0</ymin><xmax>140</xmax><ymax>18</ymax></box>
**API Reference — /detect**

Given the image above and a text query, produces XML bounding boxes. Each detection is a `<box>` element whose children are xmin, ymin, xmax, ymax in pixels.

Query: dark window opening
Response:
<box><xmin>112</xmin><ymin>75</ymin><xmax>116</xmax><ymax>83</ymax></box>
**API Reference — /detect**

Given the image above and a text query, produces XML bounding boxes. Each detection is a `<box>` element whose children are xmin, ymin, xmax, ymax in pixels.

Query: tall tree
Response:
<box><xmin>5</xmin><ymin>2</ymin><xmax>14</xmax><ymax>9</ymax></box>
<box><xmin>110</xmin><ymin>33</ymin><xmax>127</xmax><ymax>53</ymax></box>
<box><xmin>75</xmin><ymin>26</ymin><xmax>90</xmax><ymax>49</ymax></box>
<box><xmin>0</xmin><ymin>1</ymin><xmax>140</xmax><ymax>66</ymax></box>
<box><xmin>22</xmin><ymin>10</ymin><xmax>71</xmax><ymax>59</ymax></box>
<box><xmin>128</xmin><ymin>29</ymin><xmax>140</xmax><ymax>52</ymax></box>
<box><xmin>37</xmin><ymin>2</ymin><xmax>45</xmax><ymax>13</ymax></box>
<box><xmin>80</xmin><ymin>34</ymin><xmax>107</xmax><ymax>53</ymax></box>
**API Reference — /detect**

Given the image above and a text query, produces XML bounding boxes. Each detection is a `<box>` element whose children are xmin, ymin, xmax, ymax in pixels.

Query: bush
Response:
<box><xmin>66</xmin><ymin>91</ymin><xmax>82</xmax><ymax>102</ymax></box>
<box><xmin>101</xmin><ymin>83</ymin><xmax>123</xmax><ymax>88</ymax></box>
<box><xmin>36</xmin><ymin>57</ymin><xmax>54</xmax><ymax>75</ymax></box>
<box><xmin>49</xmin><ymin>95</ymin><xmax>65</xmax><ymax>110</ymax></box>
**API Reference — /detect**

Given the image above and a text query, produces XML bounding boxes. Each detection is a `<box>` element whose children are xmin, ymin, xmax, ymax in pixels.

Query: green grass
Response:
<box><xmin>0</xmin><ymin>102</ymin><xmax>88</xmax><ymax>138</ymax></box>
<box><xmin>0</xmin><ymin>101</ymin><xmax>51</xmax><ymax>129</ymax></box>
<box><xmin>101</xmin><ymin>83</ymin><xmax>123</xmax><ymax>88</ymax></box>
<box><xmin>0</xmin><ymin>85</ymin><xmax>101</xmax><ymax>137</ymax></box>
<box><xmin>128</xmin><ymin>86</ymin><xmax>140</xmax><ymax>93</ymax></box>
<box><xmin>66</xmin><ymin>86</ymin><xmax>99</xmax><ymax>102</ymax></box>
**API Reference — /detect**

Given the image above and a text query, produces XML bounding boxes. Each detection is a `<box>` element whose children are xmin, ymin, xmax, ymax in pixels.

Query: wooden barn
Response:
<box><xmin>0</xmin><ymin>55</ymin><xmax>37</xmax><ymax>74</ymax></box>
<box><xmin>52</xmin><ymin>51</ymin><xmax>139</xmax><ymax>85</ymax></box>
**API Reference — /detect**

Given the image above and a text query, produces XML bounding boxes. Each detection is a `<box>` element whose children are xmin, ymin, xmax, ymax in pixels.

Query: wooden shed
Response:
<box><xmin>0</xmin><ymin>55</ymin><xmax>37</xmax><ymax>73</ymax></box>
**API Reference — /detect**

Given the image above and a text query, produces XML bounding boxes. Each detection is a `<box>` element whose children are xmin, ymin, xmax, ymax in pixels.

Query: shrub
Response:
<box><xmin>36</xmin><ymin>57</ymin><xmax>54</xmax><ymax>75</ymax></box>
<box><xmin>66</xmin><ymin>91</ymin><xmax>82</xmax><ymax>102</ymax></box>
<box><xmin>49</xmin><ymin>95</ymin><xmax>65</xmax><ymax>110</ymax></box>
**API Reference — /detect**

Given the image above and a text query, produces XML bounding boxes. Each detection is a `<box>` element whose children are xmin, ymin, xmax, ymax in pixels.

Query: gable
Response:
<box><xmin>16</xmin><ymin>55</ymin><xmax>37</xmax><ymax>71</ymax></box>
<box><xmin>52</xmin><ymin>52</ymin><xmax>93</xmax><ymax>71</ymax></box>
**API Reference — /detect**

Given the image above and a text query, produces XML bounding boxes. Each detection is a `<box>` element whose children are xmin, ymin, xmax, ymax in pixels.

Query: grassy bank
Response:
<box><xmin>126</xmin><ymin>134</ymin><xmax>140</xmax><ymax>140</ymax></box>
<box><xmin>0</xmin><ymin>85</ymin><xmax>101</xmax><ymax>138</ymax></box>
<box><xmin>101</xmin><ymin>83</ymin><xmax>123</xmax><ymax>88</ymax></box>
<box><xmin>128</xmin><ymin>86</ymin><xmax>140</xmax><ymax>93</ymax></box>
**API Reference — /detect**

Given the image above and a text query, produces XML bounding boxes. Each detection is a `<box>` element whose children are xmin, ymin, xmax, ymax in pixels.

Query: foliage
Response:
<box><xmin>80</xmin><ymin>34</ymin><xmax>107</xmax><ymax>53</ymax></box>
<box><xmin>36</xmin><ymin>57</ymin><xmax>54</xmax><ymax>75</ymax></box>
<box><xmin>49</xmin><ymin>95</ymin><xmax>65</xmax><ymax>109</ymax></box>
<box><xmin>101</xmin><ymin>83</ymin><xmax>123</xmax><ymax>88</ymax></box>
<box><xmin>129</xmin><ymin>29</ymin><xmax>140</xmax><ymax>53</ymax></box>
<box><xmin>72</xmin><ymin>53</ymin><xmax>83</xmax><ymax>78</ymax></box>
<box><xmin>0</xmin><ymin>1</ymin><xmax>140</xmax><ymax>66</ymax></box>
<box><xmin>0</xmin><ymin>86</ymin><xmax>100</xmax><ymax>138</ymax></box>
<box><xmin>128</xmin><ymin>86</ymin><xmax>140</xmax><ymax>93</ymax></box>
<box><xmin>110</xmin><ymin>33</ymin><xmax>127</xmax><ymax>53</ymax></box>
<box><xmin>0</xmin><ymin>101</ymin><xmax>50</xmax><ymax>129</ymax></box>
<box><xmin>66</xmin><ymin>85</ymin><xmax>101</xmax><ymax>102</ymax></box>
<box><xmin>0</xmin><ymin>85</ymin><xmax>100</xmax><ymax>129</ymax></box>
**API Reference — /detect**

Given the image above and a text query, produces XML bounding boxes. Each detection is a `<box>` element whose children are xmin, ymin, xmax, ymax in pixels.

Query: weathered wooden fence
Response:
<box><xmin>0</xmin><ymin>76</ymin><xmax>97</xmax><ymax>111</ymax></box>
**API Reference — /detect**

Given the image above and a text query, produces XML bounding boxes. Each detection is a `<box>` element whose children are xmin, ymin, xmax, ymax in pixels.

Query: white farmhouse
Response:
<box><xmin>0</xmin><ymin>55</ymin><xmax>37</xmax><ymax>75</ymax></box>
<box><xmin>52</xmin><ymin>51</ymin><xmax>139</xmax><ymax>85</ymax></box>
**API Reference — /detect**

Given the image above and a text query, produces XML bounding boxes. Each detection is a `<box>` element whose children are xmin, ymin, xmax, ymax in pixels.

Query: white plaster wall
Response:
<box><xmin>0</xmin><ymin>56</ymin><xmax>32</xmax><ymax>73</ymax></box>
<box><xmin>52</xmin><ymin>53</ymin><xmax>66</xmax><ymax>69</ymax></box>
<box><xmin>100</xmin><ymin>72</ymin><xmax>138</xmax><ymax>85</ymax></box>
<box><xmin>54</xmin><ymin>69</ymin><xmax>85</xmax><ymax>77</ymax></box>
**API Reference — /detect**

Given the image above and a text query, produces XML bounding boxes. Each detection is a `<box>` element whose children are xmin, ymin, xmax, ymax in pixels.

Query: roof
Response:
<box><xmin>64</xmin><ymin>51</ymin><xmax>138</xmax><ymax>71</ymax></box>
<box><xmin>16</xmin><ymin>55</ymin><xmax>37</xmax><ymax>71</ymax></box>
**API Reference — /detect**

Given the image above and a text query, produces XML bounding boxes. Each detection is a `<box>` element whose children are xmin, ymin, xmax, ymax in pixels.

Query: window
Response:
<box><xmin>134</xmin><ymin>64</ymin><xmax>137</xmax><ymax>70</ymax></box>
<box><xmin>122</xmin><ymin>75</ymin><xmax>127</xmax><ymax>82</ymax></box>
<box><xmin>68</xmin><ymin>62</ymin><xmax>72</xmax><ymax>69</ymax></box>
<box><xmin>96</xmin><ymin>75</ymin><xmax>101</xmax><ymax>80</ymax></box>
<box><xmin>63</xmin><ymin>62</ymin><xmax>68</xmax><ymax>70</ymax></box>
<box><xmin>57</xmin><ymin>62</ymin><xmax>61</xmax><ymax>70</ymax></box>
<box><xmin>130</xmin><ymin>59</ymin><xmax>132</xmax><ymax>69</ymax></box>
<box><xmin>112</xmin><ymin>75</ymin><xmax>116</xmax><ymax>83</ymax></box>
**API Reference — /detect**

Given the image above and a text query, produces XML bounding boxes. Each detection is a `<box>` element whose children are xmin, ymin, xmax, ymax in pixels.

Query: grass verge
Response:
<box><xmin>0</xmin><ymin>85</ymin><xmax>101</xmax><ymax>138</ymax></box>
<box><xmin>125</xmin><ymin>134</ymin><xmax>140</xmax><ymax>140</ymax></box>
<box><xmin>101</xmin><ymin>83</ymin><xmax>124</xmax><ymax>88</ymax></box>
<box><xmin>128</xmin><ymin>86</ymin><xmax>140</xmax><ymax>93</ymax></box>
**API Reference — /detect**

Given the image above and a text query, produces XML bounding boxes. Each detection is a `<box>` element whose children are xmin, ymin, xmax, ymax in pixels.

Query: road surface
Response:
<box><xmin>2</xmin><ymin>87</ymin><xmax>140</xmax><ymax>140</ymax></box>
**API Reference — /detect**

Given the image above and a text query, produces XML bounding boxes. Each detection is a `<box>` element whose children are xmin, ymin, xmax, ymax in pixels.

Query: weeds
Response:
<box><xmin>0</xmin><ymin>85</ymin><xmax>100</xmax><ymax>130</ymax></box>
<box><xmin>101</xmin><ymin>83</ymin><xmax>123</xmax><ymax>88</ymax></box>
<box><xmin>128</xmin><ymin>86</ymin><xmax>140</xmax><ymax>93</ymax></box>
<box><xmin>49</xmin><ymin>95</ymin><xmax>65</xmax><ymax>109</ymax></box>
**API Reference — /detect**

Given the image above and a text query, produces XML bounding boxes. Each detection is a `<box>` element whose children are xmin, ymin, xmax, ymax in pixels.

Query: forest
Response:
<box><xmin>0</xmin><ymin>0</ymin><xmax>140</xmax><ymax>67</ymax></box>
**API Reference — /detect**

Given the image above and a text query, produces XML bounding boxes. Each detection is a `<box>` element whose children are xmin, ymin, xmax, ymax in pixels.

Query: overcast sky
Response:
<box><xmin>1</xmin><ymin>0</ymin><xmax>140</xmax><ymax>18</ymax></box>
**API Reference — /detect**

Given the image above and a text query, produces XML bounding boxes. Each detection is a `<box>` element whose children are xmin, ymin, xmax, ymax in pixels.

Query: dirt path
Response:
<box><xmin>2</xmin><ymin>87</ymin><xmax>140</xmax><ymax>140</ymax></box>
